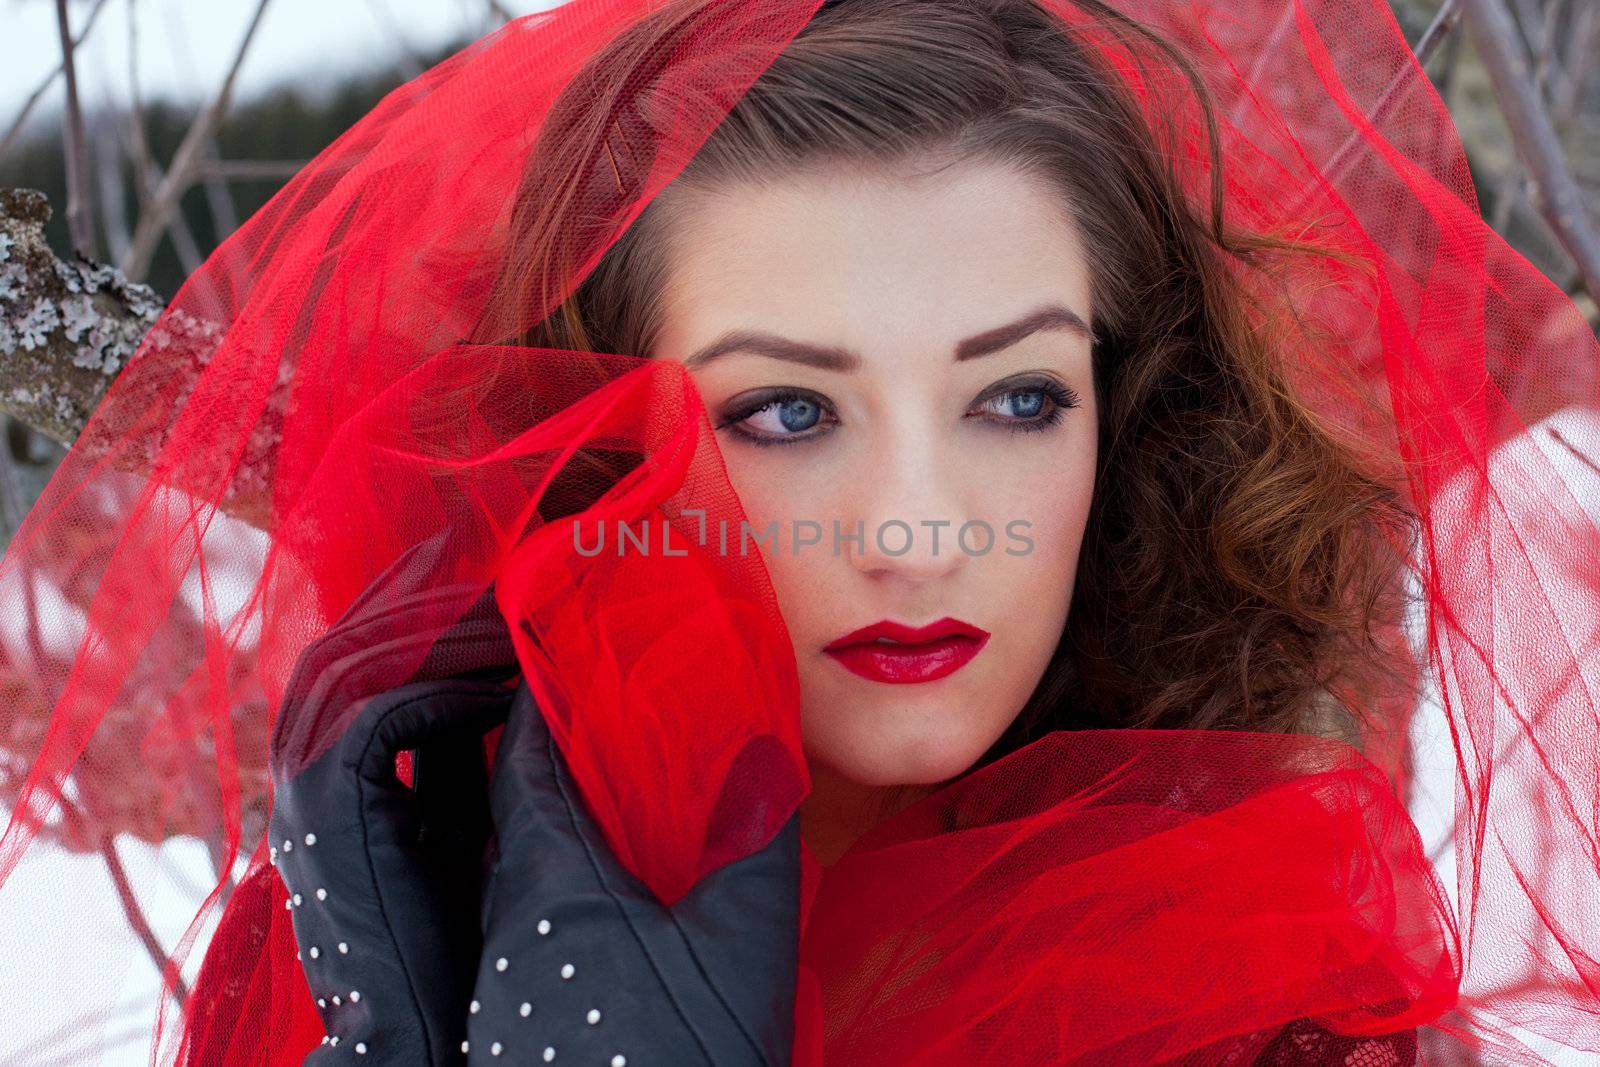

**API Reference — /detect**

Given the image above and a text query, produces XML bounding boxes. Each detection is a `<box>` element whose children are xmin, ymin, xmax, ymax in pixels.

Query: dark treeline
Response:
<box><xmin>0</xmin><ymin>39</ymin><xmax>467</xmax><ymax>299</ymax></box>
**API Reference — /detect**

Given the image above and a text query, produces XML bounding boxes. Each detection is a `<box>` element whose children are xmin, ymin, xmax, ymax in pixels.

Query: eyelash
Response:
<box><xmin>714</xmin><ymin>380</ymin><xmax>1080</xmax><ymax>448</ymax></box>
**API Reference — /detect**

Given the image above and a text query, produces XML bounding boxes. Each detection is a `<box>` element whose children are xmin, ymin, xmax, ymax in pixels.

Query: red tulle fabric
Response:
<box><xmin>0</xmin><ymin>0</ymin><xmax>1596</xmax><ymax>1064</ymax></box>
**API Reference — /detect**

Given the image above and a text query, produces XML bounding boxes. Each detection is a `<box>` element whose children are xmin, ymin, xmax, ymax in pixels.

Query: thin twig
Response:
<box><xmin>1291</xmin><ymin>0</ymin><xmax>1461</xmax><ymax>204</ymax></box>
<box><xmin>93</xmin><ymin>104</ymin><xmax>131</xmax><ymax>264</ymax></box>
<box><xmin>1490</xmin><ymin>0</ymin><xmax>1560</xmax><ymax>233</ymax></box>
<box><xmin>1462</xmin><ymin>0</ymin><xmax>1600</xmax><ymax>307</ymax></box>
<box><xmin>198</xmin><ymin>159</ymin><xmax>311</xmax><ymax>182</ymax></box>
<box><xmin>0</xmin><ymin>0</ymin><xmax>113</xmax><ymax>156</ymax></box>
<box><xmin>1553</xmin><ymin>1</ymin><xmax>1598</xmax><ymax>128</ymax></box>
<box><xmin>56</xmin><ymin>794</ymin><xmax>192</xmax><ymax>1008</ymax></box>
<box><xmin>1415</xmin><ymin>0</ymin><xmax>1464</xmax><ymax>68</ymax></box>
<box><xmin>121</xmin><ymin>0</ymin><xmax>275</xmax><ymax>282</ymax></box>
<box><xmin>154</xmin><ymin>2</ymin><xmax>243</xmax><ymax>244</ymax></box>
<box><xmin>0</xmin><ymin>418</ymin><xmax>29</xmax><ymax>537</ymax></box>
<box><xmin>55</xmin><ymin>0</ymin><xmax>97</xmax><ymax>259</ymax></box>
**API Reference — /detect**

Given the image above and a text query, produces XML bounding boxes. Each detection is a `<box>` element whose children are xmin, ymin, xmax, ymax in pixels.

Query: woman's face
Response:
<box><xmin>651</xmin><ymin>157</ymin><xmax>1097</xmax><ymax>803</ymax></box>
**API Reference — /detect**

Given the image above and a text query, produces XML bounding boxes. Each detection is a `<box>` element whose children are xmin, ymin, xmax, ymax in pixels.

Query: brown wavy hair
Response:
<box><xmin>477</xmin><ymin>0</ymin><xmax>1421</xmax><ymax>777</ymax></box>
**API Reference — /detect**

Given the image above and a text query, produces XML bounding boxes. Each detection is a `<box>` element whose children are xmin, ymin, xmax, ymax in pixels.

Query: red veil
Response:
<box><xmin>1</xmin><ymin>0</ymin><xmax>1596</xmax><ymax>1063</ymax></box>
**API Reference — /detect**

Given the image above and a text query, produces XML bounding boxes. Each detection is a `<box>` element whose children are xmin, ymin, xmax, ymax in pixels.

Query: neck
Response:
<box><xmin>798</xmin><ymin>760</ymin><xmax>936</xmax><ymax>867</ymax></box>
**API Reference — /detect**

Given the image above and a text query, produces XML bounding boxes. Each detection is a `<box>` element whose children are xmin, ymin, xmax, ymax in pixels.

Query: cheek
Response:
<box><xmin>711</xmin><ymin>433</ymin><xmax>1096</xmax><ymax>787</ymax></box>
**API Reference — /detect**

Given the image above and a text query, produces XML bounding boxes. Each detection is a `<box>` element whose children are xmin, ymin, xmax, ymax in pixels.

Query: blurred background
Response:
<box><xmin>0</xmin><ymin>1</ymin><xmax>1596</xmax><ymax>1063</ymax></box>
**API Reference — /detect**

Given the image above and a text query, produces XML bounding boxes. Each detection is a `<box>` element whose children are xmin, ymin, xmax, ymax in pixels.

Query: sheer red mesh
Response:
<box><xmin>0</xmin><ymin>0</ymin><xmax>1595</xmax><ymax>1064</ymax></box>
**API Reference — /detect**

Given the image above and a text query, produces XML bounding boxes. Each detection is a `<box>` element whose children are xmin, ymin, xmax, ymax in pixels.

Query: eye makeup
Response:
<box><xmin>711</xmin><ymin>373</ymin><xmax>1081</xmax><ymax>448</ymax></box>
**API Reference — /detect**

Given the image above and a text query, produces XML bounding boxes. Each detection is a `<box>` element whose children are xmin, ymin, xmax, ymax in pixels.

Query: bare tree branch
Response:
<box><xmin>54</xmin><ymin>0</ymin><xmax>97</xmax><ymax>260</ymax></box>
<box><xmin>1489</xmin><ymin>0</ymin><xmax>1560</xmax><ymax>233</ymax></box>
<box><xmin>0</xmin><ymin>0</ymin><xmax>114</xmax><ymax>156</ymax></box>
<box><xmin>1463</xmin><ymin>0</ymin><xmax>1600</xmax><ymax>307</ymax></box>
<box><xmin>56</xmin><ymin>794</ymin><xmax>191</xmax><ymax>1009</ymax></box>
<box><xmin>0</xmin><ymin>190</ymin><xmax>277</xmax><ymax>530</ymax></box>
<box><xmin>121</xmin><ymin>0</ymin><xmax>275</xmax><ymax>282</ymax></box>
<box><xmin>1299</xmin><ymin>0</ymin><xmax>1462</xmax><ymax>200</ymax></box>
<box><xmin>0</xmin><ymin>189</ymin><xmax>161</xmax><ymax>445</ymax></box>
<box><xmin>1415</xmin><ymin>0</ymin><xmax>1464</xmax><ymax>67</ymax></box>
<box><xmin>93</xmin><ymin>105</ymin><xmax>131</xmax><ymax>265</ymax></box>
<box><xmin>198</xmin><ymin>159</ymin><xmax>310</xmax><ymax>182</ymax></box>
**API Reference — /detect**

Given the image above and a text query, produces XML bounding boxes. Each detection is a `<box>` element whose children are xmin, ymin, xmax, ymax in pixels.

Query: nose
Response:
<box><xmin>842</xmin><ymin>434</ymin><xmax>969</xmax><ymax>582</ymax></box>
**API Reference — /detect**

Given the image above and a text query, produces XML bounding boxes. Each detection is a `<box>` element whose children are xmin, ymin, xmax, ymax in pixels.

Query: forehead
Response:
<box><xmin>655</xmin><ymin>158</ymin><xmax>1094</xmax><ymax>349</ymax></box>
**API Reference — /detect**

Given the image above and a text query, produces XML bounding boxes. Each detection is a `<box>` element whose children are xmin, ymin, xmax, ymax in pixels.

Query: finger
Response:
<box><xmin>674</xmin><ymin>810</ymin><xmax>801</xmax><ymax>1066</ymax></box>
<box><xmin>272</xmin><ymin>583</ymin><xmax>510</xmax><ymax>778</ymax></box>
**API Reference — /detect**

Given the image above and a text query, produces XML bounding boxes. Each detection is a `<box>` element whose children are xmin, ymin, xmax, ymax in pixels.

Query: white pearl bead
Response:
<box><xmin>317</xmin><ymin>998</ymin><xmax>326</xmax><ymax>1009</ymax></box>
<box><xmin>338</xmin><ymin>942</ymin><xmax>349</xmax><ymax>955</ymax></box>
<box><xmin>269</xmin><ymin>847</ymin><xmax>278</xmax><ymax>864</ymax></box>
<box><xmin>461</xmin><ymin>1041</ymin><xmax>470</xmax><ymax>1054</ymax></box>
<box><xmin>315</xmin><ymin>888</ymin><xmax>327</xmax><ymax>901</ymax></box>
<box><xmin>543</xmin><ymin>1047</ymin><xmax>555</xmax><ymax>1062</ymax></box>
<box><xmin>285</xmin><ymin>899</ymin><xmax>293</xmax><ymax>911</ymax></box>
<box><xmin>319</xmin><ymin>1035</ymin><xmax>328</xmax><ymax>1045</ymax></box>
<box><xmin>496</xmin><ymin>956</ymin><xmax>509</xmax><ymax>972</ymax></box>
<box><xmin>560</xmin><ymin>963</ymin><xmax>574</xmax><ymax>980</ymax></box>
<box><xmin>309</xmin><ymin>946</ymin><xmax>320</xmax><ymax>959</ymax></box>
<box><xmin>536</xmin><ymin>919</ymin><xmax>551</xmax><ymax>935</ymax></box>
<box><xmin>586</xmin><ymin>1009</ymin><xmax>601</xmax><ymax>1025</ymax></box>
<box><xmin>304</xmin><ymin>832</ymin><xmax>317</xmax><ymax>846</ymax></box>
<box><xmin>283</xmin><ymin>839</ymin><xmax>293</xmax><ymax>852</ymax></box>
<box><xmin>469</xmin><ymin>1000</ymin><xmax>481</xmax><ymax>1014</ymax></box>
<box><xmin>331</xmin><ymin>996</ymin><xmax>341</xmax><ymax>1006</ymax></box>
<box><xmin>491</xmin><ymin>1042</ymin><xmax>503</xmax><ymax>1056</ymax></box>
<box><xmin>354</xmin><ymin>1042</ymin><xmax>367</xmax><ymax>1055</ymax></box>
<box><xmin>329</xmin><ymin>1036</ymin><xmax>339</xmax><ymax>1047</ymax></box>
<box><xmin>349</xmin><ymin>990</ymin><xmax>361</xmax><ymax>1002</ymax></box>
<box><xmin>519</xmin><ymin>1002</ymin><xmax>532</xmax><ymax>1017</ymax></box>
<box><xmin>292</xmin><ymin>894</ymin><xmax>303</xmax><ymax>907</ymax></box>
<box><xmin>611</xmin><ymin>1056</ymin><xmax>627</xmax><ymax>1067</ymax></box>
<box><xmin>296</xmin><ymin>951</ymin><xmax>301</xmax><ymax>961</ymax></box>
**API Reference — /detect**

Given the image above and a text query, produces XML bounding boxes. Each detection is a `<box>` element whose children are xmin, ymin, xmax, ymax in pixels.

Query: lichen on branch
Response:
<box><xmin>0</xmin><ymin>188</ymin><xmax>163</xmax><ymax>444</ymax></box>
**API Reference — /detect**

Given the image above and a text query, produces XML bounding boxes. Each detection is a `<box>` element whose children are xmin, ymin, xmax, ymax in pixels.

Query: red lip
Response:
<box><xmin>823</xmin><ymin>617</ymin><xmax>991</xmax><ymax>685</ymax></box>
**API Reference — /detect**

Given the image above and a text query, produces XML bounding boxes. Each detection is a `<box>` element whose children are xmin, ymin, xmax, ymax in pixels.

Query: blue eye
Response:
<box><xmin>983</xmin><ymin>390</ymin><xmax>1046</xmax><ymax>419</ymax></box>
<box><xmin>972</xmin><ymin>381</ymin><xmax>1079</xmax><ymax>434</ymax></box>
<box><xmin>717</xmin><ymin>389</ymin><xmax>838</xmax><ymax>447</ymax></box>
<box><xmin>715</xmin><ymin>378</ymin><xmax>1079</xmax><ymax>448</ymax></box>
<box><xmin>754</xmin><ymin>396</ymin><xmax>824</xmax><ymax>433</ymax></box>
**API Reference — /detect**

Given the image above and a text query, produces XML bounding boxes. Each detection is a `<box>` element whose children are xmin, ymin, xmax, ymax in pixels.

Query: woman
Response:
<box><xmin>0</xmin><ymin>0</ymin><xmax>1595</xmax><ymax>1064</ymax></box>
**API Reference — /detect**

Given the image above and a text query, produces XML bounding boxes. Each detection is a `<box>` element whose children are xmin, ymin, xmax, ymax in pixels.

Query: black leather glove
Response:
<box><xmin>268</xmin><ymin>534</ymin><xmax>519</xmax><ymax>1064</ymax></box>
<box><xmin>464</xmin><ymin>683</ymin><xmax>801</xmax><ymax>1066</ymax></box>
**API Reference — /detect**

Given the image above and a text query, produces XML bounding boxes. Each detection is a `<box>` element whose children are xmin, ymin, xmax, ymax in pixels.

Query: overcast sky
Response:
<box><xmin>1</xmin><ymin>0</ymin><xmax>566</xmax><ymax>138</ymax></box>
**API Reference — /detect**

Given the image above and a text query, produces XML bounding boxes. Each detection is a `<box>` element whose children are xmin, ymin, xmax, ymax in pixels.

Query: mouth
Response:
<box><xmin>823</xmin><ymin>617</ymin><xmax>990</xmax><ymax>685</ymax></box>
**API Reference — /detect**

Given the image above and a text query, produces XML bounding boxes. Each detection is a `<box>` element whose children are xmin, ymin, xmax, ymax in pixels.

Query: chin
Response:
<box><xmin>808</xmin><ymin>723</ymin><xmax>996</xmax><ymax>789</ymax></box>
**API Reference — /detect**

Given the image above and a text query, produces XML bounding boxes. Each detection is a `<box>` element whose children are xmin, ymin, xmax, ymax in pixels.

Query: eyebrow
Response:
<box><xmin>681</xmin><ymin>303</ymin><xmax>1093</xmax><ymax>372</ymax></box>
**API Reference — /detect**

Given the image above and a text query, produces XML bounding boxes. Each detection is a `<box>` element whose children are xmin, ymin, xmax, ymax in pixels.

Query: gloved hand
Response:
<box><xmin>267</xmin><ymin>534</ymin><xmax>520</xmax><ymax>1064</ymax></box>
<box><xmin>464</xmin><ymin>683</ymin><xmax>801</xmax><ymax>1066</ymax></box>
